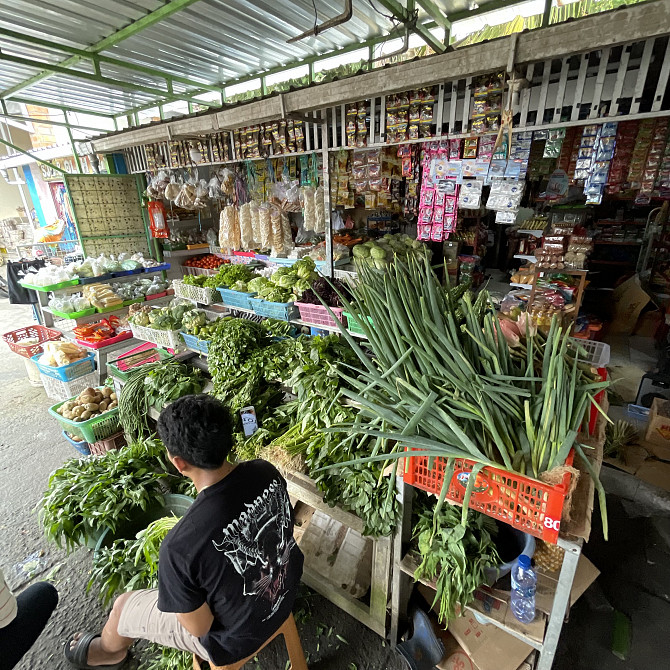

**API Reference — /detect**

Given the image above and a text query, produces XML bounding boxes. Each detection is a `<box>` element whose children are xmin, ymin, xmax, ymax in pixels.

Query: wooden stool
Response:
<box><xmin>193</xmin><ymin>613</ymin><xmax>308</xmax><ymax>670</ymax></box>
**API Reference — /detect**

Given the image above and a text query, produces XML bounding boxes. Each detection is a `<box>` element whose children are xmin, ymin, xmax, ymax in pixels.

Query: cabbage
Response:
<box><xmin>274</xmin><ymin>273</ymin><xmax>297</xmax><ymax>289</ymax></box>
<box><xmin>248</xmin><ymin>277</ymin><xmax>270</xmax><ymax>294</ymax></box>
<box><xmin>370</xmin><ymin>246</ymin><xmax>387</xmax><ymax>260</ymax></box>
<box><xmin>272</xmin><ymin>267</ymin><xmax>293</xmax><ymax>278</ymax></box>
<box><xmin>352</xmin><ymin>245</ymin><xmax>370</xmax><ymax>259</ymax></box>
<box><xmin>293</xmin><ymin>279</ymin><xmax>311</xmax><ymax>296</ymax></box>
<box><xmin>265</xmin><ymin>288</ymin><xmax>292</xmax><ymax>303</ymax></box>
<box><xmin>231</xmin><ymin>281</ymin><xmax>248</xmax><ymax>292</ymax></box>
<box><xmin>121</xmin><ymin>259</ymin><xmax>142</xmax><ymax>270</ymax></box>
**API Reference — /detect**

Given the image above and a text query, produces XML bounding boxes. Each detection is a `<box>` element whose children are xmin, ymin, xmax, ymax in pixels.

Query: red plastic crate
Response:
<box><xmin>295</xmin><ymin>303</ymin><xmax>345</xmax><ymax>329</ymax></box>
<box><xmin>3</xmin><ymin>325</ymin><xmax>62</xmax><ymax>358</ymax></box>
<box><xmin>89</xmin><ymin>430</ymin><xmax>127</xmax><ymax>456</ymax></box>
<box><xmin>402</xmin><ymin>450</ymin><xmax>574</xmax><ymax>544</ymax></box>
<box><xmin>76</xmin><ymin>330</ymin><xmax>133</xmax><ymax>350</ymax></box>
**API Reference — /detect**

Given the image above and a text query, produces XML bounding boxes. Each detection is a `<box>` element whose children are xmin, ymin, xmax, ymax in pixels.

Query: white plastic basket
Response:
<box><xmin>173</xmin><ymin>280</ymin><xmax>221</xmax><ymax>305</ymax></box>
<box><xmin>130</xmin><ymin>323</ymin><xmax>182</xmax><ymax>350</ymax></box>
<box><xmin>41</xmin><ymin>370</ymin><xmax>99</xmax><ymax>402</ymax></box>
<box><xmin>182</xmin><ymin>266</ymin><xmax>219</xmax><ymax>276</ymax></box>
<box><xmin>570</xmin><ymin>339</ymin><xmax>610</xmax><ymax>367</ymax></box>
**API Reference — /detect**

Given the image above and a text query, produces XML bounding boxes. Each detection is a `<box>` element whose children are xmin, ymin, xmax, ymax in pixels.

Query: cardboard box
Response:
<box><xmin>603</xmin><ymin>443</ymin><xmax>649</xmax><ymax>475</ymax></box>
<box><xmin>610</xmin><ymin>275</ymin><xmax>651</xmax><ymax>335</ymax></box>
<box><xmin>644</xmin><ymin>398</ymin><xmax>670</xmax><ymax>451</ymax></box>
<box><xmin>635</xmin><ymin>459</ymin><xmax>670</xmax><ymax>493</ymax></box>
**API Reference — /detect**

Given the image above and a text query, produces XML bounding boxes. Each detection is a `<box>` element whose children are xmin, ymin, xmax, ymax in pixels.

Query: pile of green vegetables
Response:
<box><xmin>351</xmin><ymin>233</ymin><xmax>431</xmax><ymax>270</ymax></box>
<box><xmin>413</xmin><ymin>494</ymin><xmax>501</xmax><ymax>623</ymax></box>
<box><xmin>119</xmin><ymin>360</ymin><xmax>206</xmax><ymax>441</ymax></box>
<box><xmin>206</xmin><ymin>318</ymin><xmax>398</xmax><ymax>535</ymax></box>
<box><xmin>40</xmin><ymin>438</ymin><xmax>178</xmax><ymax>550</ymax></box>
<box><xmin>89</xmin><ymin>515</ymin><xmax>191</xmax><ymax>669</ymax></box>
<box><xmin>247</xmin><ymin>257</ymin><xmax>318</xmax><ymax>302</ymax></box>
<box><xmin>183</xmin><ymin>263</ymin><xmax>259</xmax><ymax>291</ymax></box>
<box><xmin>180</xmin><ymin>309</ymin><xmax>220</xmax><ymax>340</ymax></box>
<box><xmin>320</xmin><ymin>256</ymin><xmax>609</xmax><ymax>537</ymax></box>
<box><xmin>128</xmin><ymin>299</ymin><xmax>196</xmax><ymax>331</ymax></box>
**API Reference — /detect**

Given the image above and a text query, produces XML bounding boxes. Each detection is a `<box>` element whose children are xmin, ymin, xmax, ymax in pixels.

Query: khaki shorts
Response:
<box><xmin>117</xmin><ymin>589</ymin><xmax>212</xmax><ymax>661</ymax></box>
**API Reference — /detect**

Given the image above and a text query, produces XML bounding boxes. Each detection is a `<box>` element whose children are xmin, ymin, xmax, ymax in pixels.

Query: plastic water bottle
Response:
<box><xmin>510</xmin><ymin>554</ymin><xmax>536</xmax><ymax>623</ymax></box>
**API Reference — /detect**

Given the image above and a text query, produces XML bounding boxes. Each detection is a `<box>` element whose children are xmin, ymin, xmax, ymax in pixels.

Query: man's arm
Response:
<box><xmin>176</xmin><ymin>601</ymin><xmax>214</xmax><ymax>638</ymax></box>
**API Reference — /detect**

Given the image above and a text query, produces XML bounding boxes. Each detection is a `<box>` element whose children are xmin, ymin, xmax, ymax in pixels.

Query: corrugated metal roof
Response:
<box><xmin>0</xmin><ymin>0</ymin><xmax>502</xmax><ymax>116</ymax></box>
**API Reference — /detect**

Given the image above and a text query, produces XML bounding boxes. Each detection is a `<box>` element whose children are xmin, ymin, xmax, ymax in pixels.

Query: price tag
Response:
<box><xmin>240</xmin><ymin>406</ymin><xmax>259</xmax><ymax>437</ymax></box>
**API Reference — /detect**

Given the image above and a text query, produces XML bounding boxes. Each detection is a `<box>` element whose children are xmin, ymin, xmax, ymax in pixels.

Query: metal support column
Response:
<box><xmin>321</xmin><ymin>108</ymin><xmax>333</xmax><ymax>278</ymax></box>
<box><xmin>66</xmin><ymin>123</ymin><xmax>83</xmax><ymax>173</ymax></box>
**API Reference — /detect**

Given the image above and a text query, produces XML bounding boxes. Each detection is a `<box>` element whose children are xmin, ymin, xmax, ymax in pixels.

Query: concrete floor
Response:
<box><xmin>2</xmin><ymin>292</ymin><xmax>669</xmax><ymax>670</ymax></box>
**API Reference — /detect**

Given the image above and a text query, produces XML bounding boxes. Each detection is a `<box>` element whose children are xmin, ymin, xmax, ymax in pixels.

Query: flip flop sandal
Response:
<box><xmin>64</xmin><ymin>632</ymin><xmax>127</xmax><ymax>670</ymax></box>
<box><xmin>396</xmin><ymin>609</ymin><xmax>445</xmax><ymax>670</ymax></box>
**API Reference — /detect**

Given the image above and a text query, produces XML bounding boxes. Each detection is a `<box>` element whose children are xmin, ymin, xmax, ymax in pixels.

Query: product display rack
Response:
<box><xmin>390</xmin><ymin>477</ymin><xmax>584</xmax><ymax>670</ymax></box>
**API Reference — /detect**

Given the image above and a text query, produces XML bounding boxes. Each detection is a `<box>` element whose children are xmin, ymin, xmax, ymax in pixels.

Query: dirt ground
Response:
<box><xmin>0</xmin><ymin>298</ymin><xmax>406</xmax><ymax>670</ymax></box>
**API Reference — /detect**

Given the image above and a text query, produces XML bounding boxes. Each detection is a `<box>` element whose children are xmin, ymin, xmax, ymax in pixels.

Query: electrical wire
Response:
<box><xmin>311</xmin><ymin>0</ymin><xmax>318</xmax><ymax>33</ymax></box>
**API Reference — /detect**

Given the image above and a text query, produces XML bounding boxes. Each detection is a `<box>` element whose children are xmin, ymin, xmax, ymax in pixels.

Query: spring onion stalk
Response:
<box><xmin>317</xmin><ymin>256</ymin><xmax>609</xmax><ymax>533</ymax></box>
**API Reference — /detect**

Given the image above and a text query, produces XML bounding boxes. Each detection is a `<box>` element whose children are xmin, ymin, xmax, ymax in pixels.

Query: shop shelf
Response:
<box><xmin>295</xmin><ymin>303</ymin><xmax>345</xmax><ymax>329</ymax></box>
<box><xmin>32</xmin><ymin>351</ymin><xmax>95</xmax><ymax>382</ymax></box>
<box><xmin>77</xmin><ymin>275</ymin><xmax>113</xmax><ymax>285</ymax></box>
<box><xmin>217</xmin><ymin>288</ymin><xmax>257</xmax><ymax>310</ymax></box>
<box><xmin>144</xmin><ymin>263</ymin><xmax>171</xmax><ymax>273</ymax></box>
<box><xmin>20</xmin><ymin>278</ymin><xmax>79</xmax><ymax>292</ymax></box>
<box><xmin>186</xmin><ymin>243</ymin><xmax>209</xmax><ymax>249</ymax></box>
<box><xmin>62</xmin><ymin>430</ymin><xmax>91</xmax><ymax>456</ymax></box>
<box><xmin>401</xmin><ymin>450</ymin><xmax>574</xmax><ymax>544</ymax></box>
<box><xmin>130</xmin><ymin>323</ymin><xmax>182</xmax><ymax>349</ymax></box>
<box><xmin>3</xmin><ymin>325</ymin><xmax>62</xmax><ymax>359</ymax></box>
<box><xmin>75</xmin><ymin>331</ymin><xmax>133</xmax><ymax>350</ymax></box>
<box><xmin>249</xmin><ymin>297</ymin><xmax>299</xmax><ymax>321</ymax></box>
<box><xmin>180</xmin><ymin>332</ymin><xmax>210</xmax><ymax>355</ymax></box>
<box><xmin>49</xmin><ymin>401</ymin><xmax>120</xmax><ymax>445</ymax></box>
<box><xmin>95</xmin><ymin>303</ymin><xmax>125</xmax><ymax>313</ymax></box>
<box><xmin>173</xmin><ymin>280</ymin><xmax>221</xmax><ymax>305</ymax></box>
<box><xmin>49</xmin><ymin>306</ymin><xmax>96</xmax><ymax>320</ymax></box>
<box><xmin>42</xmin><ymin>370</ymin><xmax>99</xmax><ymax>402</ymax></box>
<box><xmin>111</xmin><ymin>270</ymin><xmax>137</xmax><ymax>278</ymax></box>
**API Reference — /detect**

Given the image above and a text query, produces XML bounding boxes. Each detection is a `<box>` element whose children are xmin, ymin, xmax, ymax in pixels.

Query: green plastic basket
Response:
<box><xmin>343</xmin><ymin>312</ymin><xmax>374</xmax><ymax>335</ymax></box>
<box><xmin>50</xmin><ymin>307</ymin><xmax>96</xmax><ymax>320</ymax></box>
<box><xmin>21</xmin><ymin>278</ymin><xmax>79</xmax><ymax>292</ymax></box>
<box><xmin>48</xmin><ymin>399</ymin><xmax>120</xmax><ymax>444</ymax></box>
<box><xmin>108</xmin><ymin>347</ymin><xmax>173</xmax><ymax>382</ymax></box>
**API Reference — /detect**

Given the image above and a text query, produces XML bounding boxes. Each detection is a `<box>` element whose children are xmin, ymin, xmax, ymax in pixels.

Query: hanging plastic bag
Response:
<box><xmin>259</xmin><ymin>204</ymin><xmax>272</xmax><ymax>250</ymax></box>
<box><xmin>239</xmin><ymin>203</ymin><xmax>254</xmax><ymax>250</ymax></box>
<box><xmin>219</xmin><ymin>205</ymin><xmax>235</xmax><ymax>250</ymax></box>
<box><xmin>270</xmin><ymin>207</ymin><xmax>285</xmax><ymax>256</ymax></box>
<box><xmin>208</xmin><ymin>175</ymin><xmax>222</xmax><ymax>199</ymax></box>
<box><xmin>218</xmin><ymin>168</ymin><xmax>234</xmax><ymax>197</ymax></box>
<box><xmin>302</xmin><ymin>186</ymin><xmax>315</xmax><ymax>232</ymax></box>
<box><xmin>314</xmin><ymin>186</ymin><xmax>325</xmax><ymax>234</ymax></box>
<box><xmin>281</xmin><ymin>213</ymin><xmax>294</xmax><ymax>253</ymax></box>
<box><xmin>250</xmin><ymin>201</ymin><xmax>261</xmax><ymax>248</ymax></box>
<box><xmin>164</xmin><ymin>175</ymin><xmax>181</xmax><ymax>201</ymax></box>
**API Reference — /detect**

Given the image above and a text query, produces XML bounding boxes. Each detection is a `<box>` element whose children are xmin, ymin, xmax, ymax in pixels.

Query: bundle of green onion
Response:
<box><xmin>320</xmin><ymin>256</ymin><xmax>609</xmax><ymax>536</ymax></box>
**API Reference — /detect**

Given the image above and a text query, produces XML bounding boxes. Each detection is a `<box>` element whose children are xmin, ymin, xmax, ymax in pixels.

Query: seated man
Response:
<box><xmin>65</xmin><ymin>394</ymin><xmax>304</xmax><ymax>669</ymax></box>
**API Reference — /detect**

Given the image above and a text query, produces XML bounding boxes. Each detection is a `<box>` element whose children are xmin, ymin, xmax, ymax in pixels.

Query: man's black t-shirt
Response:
<box><xmin>157</xmin><ymin>460</ymin><xmax>304</xmax><ymax>665</ymax></box>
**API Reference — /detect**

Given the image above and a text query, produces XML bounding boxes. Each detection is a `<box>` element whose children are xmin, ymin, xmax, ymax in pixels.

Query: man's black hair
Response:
<box><xmin>157</xmin><ymin>394</ymin><xmax>233</xmax><ymax>469</ymax></box>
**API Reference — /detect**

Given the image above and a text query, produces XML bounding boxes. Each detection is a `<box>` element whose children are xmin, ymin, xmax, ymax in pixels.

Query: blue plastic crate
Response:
<box><xmin>217</xmin><ymin>288</ymin><xmax>256</xmax><ymax>310</ymax></box>
<box><xmin>111</xmin><ymin>270</ymin><xmax>136</xmax><ymax>277</ymax></box>
<box><xmin>180</xmin><ymin>331</ymin><xmax>210</xmax><ymax>355</ymax></box>
<box><xmin>77</xmin><ymin>274</ymin><xmax>113</xmax><ymax>284</ymax></box>
<box><xmin>249</xmin><ymin>297</ymin><xmax>299</xmax><ymax>321</ymax></box>
<box><xmin>32</xmin><ymin>352</ymin><xmax>96</xmax><ymax>382</ymax></box>
<box><xmin>62</xmin><ymin>430</ymin><xmax>90</xmax><ymax>456</ymax></box>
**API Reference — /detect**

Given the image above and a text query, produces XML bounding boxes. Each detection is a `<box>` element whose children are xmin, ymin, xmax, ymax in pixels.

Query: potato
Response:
<box><xmin>84</xmin><ymin>387</ymin><xmax>96</xmax><ymax>397</ymax></box>
<box><xmin>108</xmin><ymin>400</ymin><xmax>118</xmax><ymax>409</ymax></box>
<box><xmin>71</xmin><ymin>406</ymin><xmax>84</xmax><ymax>417</ymax></box>
<box><xmin>79</xmin><ymin>395</ymin><xmax>95</xmax><ymax>406</ymax></box>
<box><xmin>110</xmin><ymin>393</ymin><xmax>117</xmax><ymax>401</ymax></box>
<box><xmin>101</xmin><ymin>387</ymin><xmax>113</xmax><ymax>398</ymax></box>
<box><xmin>84</xmin><ymin>403</ymin><xmax>99</xmax><ymax>412</ymax></box>
<box><xmin>73</xmin><ymin>416</ymin><xmax>82</xmax><ymax>422</ymax></box>
<box><xmin>63</xmin><ymin>401</ymin><xmax>75</xmax><ymax>411</ymax></box>
<box><xmin>98</xmin><ymin>400</ymin><xmax>109</xmax><ymax>411</ymax></box>
<box><xmin>63</xmin><ymin>410</ymin><xmax>74</xmax><ymax>420</ymax></box>
<box><xmin>80</xmin><ymin>410</ymin><xmax>92</xmax><ymax>421</ymax></box>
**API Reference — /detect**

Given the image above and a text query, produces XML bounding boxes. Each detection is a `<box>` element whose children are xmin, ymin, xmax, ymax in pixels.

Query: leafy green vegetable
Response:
<box><xmin>413</xmin><ymin>494</ymin><xmax>501</xmax><ymax>623</ymax></box>
<box><xmin>40</xmin><ymin>438</ymin><xmax>171</xmax><ymax>551</ymax></box>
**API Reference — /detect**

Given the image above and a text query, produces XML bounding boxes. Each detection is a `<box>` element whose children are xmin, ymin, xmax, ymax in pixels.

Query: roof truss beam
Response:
<box><xmin>416</xmin><ymin>0</ymin><xmax>452</xmax><ymax>31</ymax></box>
<box><xmin>374</xmin><ymin>0</ymin><xmax>447</xmax><ymax>53</ymax></box>
<box><xmin>0</xmin><ymin>112</ymin><xmax>104</xmax><ymax>134</ymax></box>
<box><xmin>0</xmin><ymin>27</ymin><xmax>222</xmax><ymax>94</ymax></box>
<box><xmin>0</xmin><ymin>52</ymin><xmax>213</xmax><ymax>109</ymax></box>
<box><xmin>12</xmin><ymin>97</ymin><xmax>116</xmax><ymax>118</ymax></box>
<box><xmin>0</xmin><ymin>0</ymin><xmax>204</xmax><ymax>99</ymax></box>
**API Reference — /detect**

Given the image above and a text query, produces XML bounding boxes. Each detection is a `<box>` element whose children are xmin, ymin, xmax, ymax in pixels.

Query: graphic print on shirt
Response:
<box><xmin>212</xmin><ymin>479</ymin><xmax>295</xmax><ymax>619</ymax></box>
